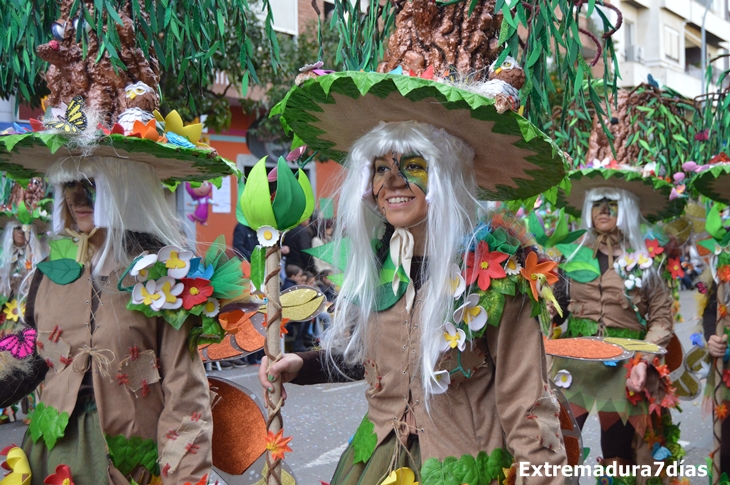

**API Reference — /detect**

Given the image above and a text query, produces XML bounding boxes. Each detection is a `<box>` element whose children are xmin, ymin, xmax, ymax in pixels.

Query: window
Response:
<box><xmin>664</xmin><ymin>26</ymin><xmax>680</xmax><ymax>62</ymax></box>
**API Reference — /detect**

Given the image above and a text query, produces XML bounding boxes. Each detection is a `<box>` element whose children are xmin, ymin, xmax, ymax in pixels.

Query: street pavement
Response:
<box><xmin>0</xmin><ymin>290</ymin><xmax>713</xmax><ymax>484</ymax></box>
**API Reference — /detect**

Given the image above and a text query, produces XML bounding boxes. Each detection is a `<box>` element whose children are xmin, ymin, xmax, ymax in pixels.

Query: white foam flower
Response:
<box><xmin>155</xmin><ymin>276</ymin><xmax>183</xmax><ymax>310</ymax></box>
<box><xmin>202</xmin><ymin>297</ymin><xmax>220</xmax><ymax>317</ymax></box>
<box><xmin>431</xmin><ymin>370</ymin><xmax>451</xmax><ymax>395</ymax></box>
<box><xmin>132</xmin><ymin>280</ymin><xmax>162</xmax><ymax>307</ymax></box>
<box><xmin>624</xmin><ymin>274</ymin><xmax>642</xmax><ymax>290</ymax></box>
<box><xmin>554</xmin><ymin>369</ymin><xmax>572</xmax><ymax>388</ymax></box>
<box><xmin>257</xmin><ymin>225</ymin><xmax>280</xmax><ymax>247</ymax></box>
<box><xmin>449</xmin><ymin>264</ymin><xmax>466</xmax><ymax>299</ymax></box>
<box><xmin>439</xmin><ymin>322</ymin><xmax>466</xmax><ymax>352</ymax></box>
<box><xmin>636</xmin><ymin>251</ymin><xmax>653</xmax><ymax>270</ymax></box>
<box><xmin>504</xmin><ymin>255</ymin><xmax>522</xmax><ymax>275</ymax></box>
<box><xmin>158</xmin><ymin>246</ymin><xmax>194</xmax><ymax>279</ymax></box>
<box><xmin>624</xmin><ymin>253</ymin><xmax>638</xmax><ymax>271</ymax></box>
<box><xmin>453</xmin><ymin>293</ymin><xmax>488</xmax><ymax>333</ymax></box>
<box><xmin>130</xmin><ymin>253</ymin><xmax>158</xmax><ymax>282</ymax></box>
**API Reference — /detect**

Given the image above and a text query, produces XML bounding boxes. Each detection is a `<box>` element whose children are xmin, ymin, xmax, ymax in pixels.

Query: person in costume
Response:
<box><xmin>0</xmin><ymin>157</ymin><xmax>215</xmax><ymax>485</ymax></box>
<box><xmin>0</xmin><ymin>220</ymin><xmax>46</xmax><ymax>297</ymax></box>
<box><xmin>550</xmin><ymin>168</ymin><xmax>683</xmax><ymax>480</ymax></box>
<box><xmin>258</xmin><ymin>63</ymin><xmax>575</xmax><ymax>483</ymax></box>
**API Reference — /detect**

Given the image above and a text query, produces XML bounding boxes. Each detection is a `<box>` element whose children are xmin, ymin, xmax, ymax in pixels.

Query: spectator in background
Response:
<box><xmin>283</xmin><ymin>264</ymin><xmax>305</xmax><ymax>291</ymax></box>
<box><xmin>311</xmin><ymin>217</ymin><xmax>335</xmax><ymax>273</ymax></box>
<box><xmin>283</xmin><ymin>220</ymin><xmax>316</xmax><ymax>272</ymax></box>
<box><xmin>233</xmin><ymin>223</ymin><xmax>258</xmax><ymax>260</ymax></box>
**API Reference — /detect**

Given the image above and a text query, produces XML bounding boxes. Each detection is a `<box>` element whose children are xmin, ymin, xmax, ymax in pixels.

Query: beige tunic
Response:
<box><xmin>30</xmin><ymin>265</ymin><xmax>213</xmax><ymax>484</ymax></box>
<box><xmin>362</xmin><ymin>289</ymin><xmax>567</xmax><ymax>482</ymax></box>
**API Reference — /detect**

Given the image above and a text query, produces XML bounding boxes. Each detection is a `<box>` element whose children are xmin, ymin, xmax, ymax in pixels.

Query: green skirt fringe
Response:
<box><xmin>331</xmin><ymin>432</ymin><xmax>421</xmax><ymax>485</ymax></box>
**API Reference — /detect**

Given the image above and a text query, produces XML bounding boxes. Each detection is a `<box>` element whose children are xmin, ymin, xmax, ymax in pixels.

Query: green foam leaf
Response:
<box><xmin>272</xmin><ymin>156</ymin><xmax>306</xmax><ymax>230</ymax></box>
<box><xmin>106</xmin><ymin>434</ymin><xmax>160</xmax><ymax>477</ymax></box>
<box><xmin>28</xmin><ymin>402</ymin><xmax>69</xmax><ymax>450</ymax></box>
<box><xmin>351</xmin><ymin>414</ymin><xmax>377</xmax><ymax>464</ymax></box>
<box><xmin>37</xmin><ymin>258</ymin><xmax>83</xmax><ymax>285</ymax></box>
<box><xmin>240</xmin><ymin>157</ymin><xmax>277</xmax><ymax>230</ymax></box>
<box><xmin>49</xmin><ymin>238</ymin><xmax>79</xmax><ymax>261</ymax></box>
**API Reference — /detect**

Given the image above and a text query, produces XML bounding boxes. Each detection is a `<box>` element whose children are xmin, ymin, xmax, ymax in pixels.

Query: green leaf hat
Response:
<box><xmin>692</xmin><ymin>163</ymin><xmax>730</xmax><ymax>205</ymax></box>
<box><xmin>0</xmin><ymin>130</ymin><xmax>237</xmax><ymax>185</ymax></box>
<box><xmin>275</xmin><ymin>71</ymin><xmax>568</xmax><ymax>201</ymax></box>
<box><xmin>555</xmin><ymin>168</ymin><xmax>686</xmax><ymax>223</ymax></box>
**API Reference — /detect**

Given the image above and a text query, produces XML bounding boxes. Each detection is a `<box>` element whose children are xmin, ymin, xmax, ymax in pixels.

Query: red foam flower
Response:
<box><xmin>626</xmin><ymin>389</ymin><xmax>643</xmax><ymax>406</ymax></box>
<box><xmin>463</xmin><ymin>241</ymin><xmax>509</xmax><ymax>291</ymax></box>
<box><xmin>717</xmin><ymin>402</ymin><xmax>729</xmax><ymax>420</ymax></box>
<box><xmin>710</xmin><ymin>152</ymin><xmax>730</xmax><ymax>164</ymax></box>
<box><xmin>265</xmin><ymin>429</ymin><xmax>293</xmax><ymax>460</ymax></box>
<box><xmin>667</xmin><ymin>258</ymin><xmax>684</xmax><ymax>279</ymax></box>
<box><xmin>44</xmin><ymin>464</ymin><xmax>75</xmax><ymax>485</ymax></box>
<box><xmin>180</xmin><ymin>278</ymin><xmax>214</xmax><ymax>310</ymax></box>
<box><xmin>645</xmin><ymin>239</ymin><xmax>664</xmax><ymax>258</ymax></box>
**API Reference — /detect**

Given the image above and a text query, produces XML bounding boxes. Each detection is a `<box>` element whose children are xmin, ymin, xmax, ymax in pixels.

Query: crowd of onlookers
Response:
<box><xmin>217</xmin><ymin>212</ymin><xmax>337</xmax><ymax>369</ymax></box>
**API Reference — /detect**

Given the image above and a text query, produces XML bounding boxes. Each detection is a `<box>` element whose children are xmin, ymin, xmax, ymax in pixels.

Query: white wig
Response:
<box><xmin>0</xmin><ymin>221</ymin><xmax>46</xmax><ymax>295</ymax></box>
<box><xmin>324</xmin><ymin>121</ymin><xmax>479</xmax><ymax>401</ymax></box>
<box><xmin>576</xmin><ymin>186</ymin><xmax>661</xmax><ymax>286</ymax></box>
<box><xmin>46</xmin><ymin>156</ymin><xmax>190</xmax><ymax>279</ymax></box>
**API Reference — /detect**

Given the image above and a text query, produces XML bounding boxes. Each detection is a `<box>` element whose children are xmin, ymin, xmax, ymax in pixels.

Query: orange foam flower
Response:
<box><xmin>717</xmin><ymin>402</ymin><xmax>729</xmax><ymax>420</ymax></box>
<box><xmin>183</xmin><ymin>474</ymin><xmax>207</xmax><ymax>485</ymax></box>
<box><xmin>265</xmin><ymin>429</ymin><xmax>293</xmax><ymax>460</ymax></box>
<box><xmin>719</xmin><ymin>266</ymin><xmax>730</xmax><ymax>283</ymax></box>
<box><xmin>520</xmin><ymin>251</ymin><xmax>559</xmax><ymax>301</ymax></box>
<box><xmin>129</xmin><ymin>119</ymin><xmax>160</xmax><ymax>141</ymax></box>
<box><xmin>218</xmin><ymin>309</ymin><xmax>257</xmax><ymax>334</ymax></box>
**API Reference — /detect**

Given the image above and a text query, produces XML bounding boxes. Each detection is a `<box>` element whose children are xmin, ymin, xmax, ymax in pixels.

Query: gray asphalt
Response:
<box><xmin>0</xmin><ymin>290</ymin><xmax>713</xmax><ymax>484</ymax></box>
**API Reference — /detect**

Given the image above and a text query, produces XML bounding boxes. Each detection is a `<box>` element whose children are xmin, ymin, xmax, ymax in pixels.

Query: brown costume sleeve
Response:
<box><xmin>486</xmin><ymin>295</ymin><xmax>567</xmax><ymax>483</ymax></box>
<box><xmin>642</xmin><ymin>281</ymin><xmax>674</xmax><ymax>348</ymax></box>
<box><xmin>0</xmin><ymin>268</ymin><xmax>48</xmax><ymax>408</ymax></box>
<box><xmin>290</xmin><ymin>350</ymin><xmax>365</xmax><ymax>385</ymax></box>
<box><xmin>155</xmin><ymin>316</ymin><xmax>213</xmax><ymax>484</ymax></box>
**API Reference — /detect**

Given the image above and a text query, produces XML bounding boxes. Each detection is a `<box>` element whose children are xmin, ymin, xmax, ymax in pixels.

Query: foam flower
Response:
<box><xmin>183</xmin><ymin>474</ymin><xmax>208</xmax><ymax>485</ymax></box>
<box><xmin>153</xmin><ymin>109</ymin><xmax>203</xmax><ymax>146</ymax></box>
<box><xmin>187</xmin><ymin>259</ymin><xmax>214</xmax><ymax>280</ymax></box>
<box><xmin>431</xmin><ymin>369</ymin><xmax>451</xmax><ymax>394</ymax></box>
<box><xmin>453</xmin><ymin>293</ymin><xmax>488</xmax><ymax>333</ymax></box>
<box><xmin>202</xmin><ymin>297</ymin><xmax>220</xmax><ymax>318</ymax></box>
<box><xmin>520</xmin><ymin>252</ymin><xmax>559</xmax><ymax>301</ymax></box>
<box><xmin>690</xmin><ymin>332</ymin><xmax>704</xmax><ymax>348</ymax></box>
<box><xmin>623</xmin><ymin>253</ymin><xmax>638</xmax><ymax>271</ymax></box>
<box><xmin>44</xmin><ymin>464</ymin><xmax>75</xmax><ymax>485</ymax></box>
<box><xmin>723</xmin><ymin>369</ymin><xmax>730</xmax><ymax>388</ymax></box>
<box><xmin>154</xmin><ymin>276</ymin><xmax>183</xmax><ymax>310</ymax></box>
<box><xmin>129</xmin><ymin>119</ymin><xmax>160</xmax><ymax>141</ymax></box>
<box><xmin>3</xmin><ymin>298</ymin><xmax>22</xmax><ymax>322</ymax></box>
<box><xmin>667</xmin><ymin>258</ymin><xmax>684</xmax><ymax>279</ymax></box>
<box><xmin>636</xmin><ymin>252</ymin><xmax>653</xmax><ymax>270</ymax></box>
<box><xmin>158</xmin><ymin>246</ymin><xmax>193</xmax><ymax>279</ymax></box>
<box><xmin>463</xmin><ymin>241</ymin><xmax>508</xmax><ymax>291</ymax></box>
<box><xmin>669</xmin><ymin>184</ymin><xmax>685</xmax><ymax>200</ymax></box>
<box><xmin>257</xmin><ymin>225</ymin><xmax>280</xmax><ymax>247</ymax></box>
<box><xmin>644</xmin><ymin>239</ymin><xmax>664</xmax><ymax>258</ymax></box>
<box><xmin>504</xmin><ymin>255</ymin><xmax>522</xmax><ymax>275</ymax></box>
<box><xmin>130</xmin><ymin>253</ymin><xmax>158</xmax><ymax>282</ymax></box>
<box><xmin>180</xmin><ymin>278</ymin><xmax>214</xmax><ymax>310</ymax></box>
<box><xmin>717</xmin><ymin>402</ymin><xmax>728</xmax><ymax>420</ymax></box>
<box><xmin>626</xmin><ymin>389</ymin><xmax>643</xmax><ymax>406</ymax></box>
<box><xmin>1</xmin><ymin>447</ymin><xmax>31</xmax><ymax>484</ymax></box>
<box><xmin>718</xmin><ymin>265</ymin><xmax>730</xmax><ymax>283</ymax></box>
<box><xmin>440</xmin><ymin>322</ymin><xmax>466</xmax><ymax>352</ymax></box>
<box><xmin>449</xmin><ymin>264</ymin><xmax>466</xmax><ymax>299</ymax></box>
<box><xmin>553</xmin><ymin>369</ymin><xmax>572</xmax><ymax>388</ymax></box>
<box><xmin>660</xmin><ymin>392</ymin><xmax>679</xmax><ymax>409</ymax></box>
<box><xmin>132</xmin><ymin>281</ymin><xmax>161</xmax><ymax>307</ymax></box>
<box><xmin>265</xmin><ymin>429</ymin><xmax>293</xmax><ymax>460</ymax></box>
<box><xmin>624</xmin><ymin>274</ymin><xmax>642</xmax><ymax>290</ymax></box>
<box><xmin>381</xmin><ymin>467</ymin><xmax>419</xmax><ymax>485</ymax></box>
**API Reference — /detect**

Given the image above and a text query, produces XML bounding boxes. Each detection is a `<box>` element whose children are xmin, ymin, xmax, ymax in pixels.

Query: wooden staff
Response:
<box><xmin>714</xmin><ymin>282</ymin><xmax>727</xmax><ymax>485</ymax></box>
<box><xmin>264</xmin><ymin>243</ymin><xmax>284</xmax><ymax>485</ymax></box>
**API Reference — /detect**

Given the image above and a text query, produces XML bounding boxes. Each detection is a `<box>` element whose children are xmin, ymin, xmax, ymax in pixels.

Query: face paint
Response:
<box><xmin>371</xmin><ymin>152</ymin><xmax>428</xmax><ymax>200</ymax></box>
<box><xmin>591</xmin><ymin>198</ymin><xmax>618</xmax><ymax>218</ymax></box>
<box><xmin>63</xmin><ymin>179</ymin><xmax>96</xmax><ymax>208</ymax></box>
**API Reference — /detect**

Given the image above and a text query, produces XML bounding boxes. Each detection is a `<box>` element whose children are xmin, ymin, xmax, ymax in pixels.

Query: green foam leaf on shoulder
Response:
<box><xmin>49</xmin><ymin>238</ymin><xmax>79</xmax><ymax>261</ymax></box>
<box><xmin>351</xmin><ymin>414</ymin><xmax>377</xmax><ymax>464</ymax></box>
<box><xmin>37</xmin><ymin>258</ymin><xmax>83</xmax><ymax>285</ymax></box>
<box><xmin>479</xmin><ymin>289</ymin><xmax>505</xmax><ymax>330</ymax></box>
<box><xmin>556</xmin><ymin>243</ymin><xmax>600</xmax><ymax>283</ymax></box>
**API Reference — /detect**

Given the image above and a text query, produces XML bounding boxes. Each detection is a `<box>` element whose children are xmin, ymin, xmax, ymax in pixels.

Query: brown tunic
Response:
<box><xmin>28</xmin><ymin>264</ymin><xmax>213</xmax><ymax>485</ymax></box>
<box><xmin>297</xmin><ymin>289</ymin><xmax>567</xmax><ymax>483</ymax></box>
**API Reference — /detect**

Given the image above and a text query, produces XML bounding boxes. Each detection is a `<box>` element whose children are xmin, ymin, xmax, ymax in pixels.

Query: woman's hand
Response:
<box><xmin>708</xmin><ymin>334</ymin><xmax>728</xmax><ymax>359</ymax></box>
<box><xmin>626</xmin><ymin>361</ymin><xmax>648</xmax><ymax>393</ymax></box>
<box><xmin>258</xmin><ymin>354</ymin><xmax>304</xmax><ymax>406</ymax></box>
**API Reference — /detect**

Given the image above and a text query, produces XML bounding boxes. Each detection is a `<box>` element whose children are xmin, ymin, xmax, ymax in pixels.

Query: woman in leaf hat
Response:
<box><xmin>257</xmin><ymin>60</ymin><xmax>578</xmax><ymax>482</ymax></box>
<box><xmin>550</xmin><ymin>167</ymin><xmax>686</xmax><ymax>482</ymax></box>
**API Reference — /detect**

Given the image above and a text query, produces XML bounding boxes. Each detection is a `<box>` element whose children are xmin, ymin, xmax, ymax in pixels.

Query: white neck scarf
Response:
<box><xmin>389</xmin><ymin>227</ymin><xmax>415</xmax><ymax>312</ymax></box>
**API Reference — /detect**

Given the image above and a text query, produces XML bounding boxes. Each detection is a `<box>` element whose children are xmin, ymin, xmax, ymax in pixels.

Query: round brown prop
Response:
<box><xmin>208</xmin><ymin>377</ymin><xmax>268</xmax><ymax>475</ymax></box>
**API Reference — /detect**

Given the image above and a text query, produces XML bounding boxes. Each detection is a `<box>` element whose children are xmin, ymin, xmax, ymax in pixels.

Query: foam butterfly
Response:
<box><xmin>45</xmin><ymin>95</ymin><xmax>88</xmax><ymax>133</ymax></box>
<box><xmin>0</xmin><ymin>327</ymin><xmax>37</xmax><ymax>359</ymax></box>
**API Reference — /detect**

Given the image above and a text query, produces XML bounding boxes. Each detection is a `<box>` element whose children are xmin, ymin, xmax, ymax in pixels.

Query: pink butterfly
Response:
<box><xmin>0</xmin><ymin>327</ymin><xmax>36</xmax><ymax>359</ymax></box>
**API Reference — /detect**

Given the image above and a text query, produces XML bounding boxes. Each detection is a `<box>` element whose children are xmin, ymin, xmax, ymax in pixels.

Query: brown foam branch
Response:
<box><xmin>310</xmin><ymin>0</ymin><xmax>321</xmax><ymax>17</ymax></box>
<box><xmin>264</xmin><ymin>244</ymin><xmax>284</xmax><ymax>485</ymax></box>
<box><xmin>578</xmin><ymin>27</ymin><xmax>602</xmax><ymax>66</ymax></box>
<box><xmin>600</xmin><ymin>3</ymin><xmax>622</xmax><ymax>39</ymax></box>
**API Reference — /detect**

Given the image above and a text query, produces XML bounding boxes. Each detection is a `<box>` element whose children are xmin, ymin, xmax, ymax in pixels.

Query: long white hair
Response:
<box><xmin>575</xmin><ymin>186</ymin><xmax>660</xmax><ymax>286</ymax></box>
<box><xmin>0</xmin><ymin>221</ymin><xmax>45</xmax><ymax>295</ymax></box>
<box><xmin>324</xmin><ymin>121</ymin><xmax>479</xmax><ymax>401</ymax></box>
<box><xmin>45</xmin><ymin>156</ymin><xmax>190</xmax><ymax>279</ymax></box>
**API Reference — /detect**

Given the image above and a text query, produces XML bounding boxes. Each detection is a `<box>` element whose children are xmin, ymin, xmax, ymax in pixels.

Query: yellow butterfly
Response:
<box><xmin>45</xmin><ymin>95</ymin><xmax>88</xmax><ymax>133</ymax></box>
